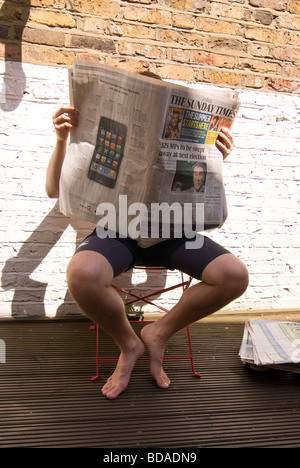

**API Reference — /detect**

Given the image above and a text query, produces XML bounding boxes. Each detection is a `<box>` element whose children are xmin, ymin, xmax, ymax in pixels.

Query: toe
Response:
<box><xmin>154</xmin><ymin>370</ymin><xmax>170</xmax><ymax>389</ymax></box>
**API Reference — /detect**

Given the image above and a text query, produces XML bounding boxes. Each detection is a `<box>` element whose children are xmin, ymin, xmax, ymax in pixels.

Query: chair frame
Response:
<box><xmin>91</xmin><ymin>267</ymin><xmax>201</xmax><ymax>381</ymax></box>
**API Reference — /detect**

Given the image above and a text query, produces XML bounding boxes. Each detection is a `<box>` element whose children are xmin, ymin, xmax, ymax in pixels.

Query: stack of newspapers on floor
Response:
<box><xmin>239</xmin><ymin>319</ymin><xmax>300</xmax><ymax>373</ymax></box>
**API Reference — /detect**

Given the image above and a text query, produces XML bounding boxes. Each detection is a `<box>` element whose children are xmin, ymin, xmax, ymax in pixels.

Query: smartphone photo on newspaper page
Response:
<box><xmin>88</xmin><ymin>117</ymin><xmax>127</xmax><ymax>189</ymax></box>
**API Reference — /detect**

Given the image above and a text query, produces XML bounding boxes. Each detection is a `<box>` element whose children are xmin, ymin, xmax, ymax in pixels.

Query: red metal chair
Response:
<box><xmin>91</xmin><ymin>267</ymin><xmax>201</xmax><ymax>381</ymax></box>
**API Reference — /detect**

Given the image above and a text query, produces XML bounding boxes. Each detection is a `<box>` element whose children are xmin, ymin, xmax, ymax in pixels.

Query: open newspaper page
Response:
<box><xmin>239</xmin><ymin>319</ymin><xmax>300</xmax><ymax>373</ymax></box>
<box><xmin>144</xmin><ymin>83</ymin><xmax>240</xmax><ymax>237</ymax></box>
<box><xmin>59</xmin><ymin>61</ymin><xmax>240</xmax><ymax>240</ymax></box>
<box><xmin>59</xmin><ymin>61</ymin><xmax>167</xmax><ymax>233</ymax></box>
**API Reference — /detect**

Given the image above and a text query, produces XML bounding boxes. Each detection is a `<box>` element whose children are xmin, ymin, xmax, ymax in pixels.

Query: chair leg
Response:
<box><xmin>186</xmin><ymin>326</ymin><xmax>201</xmax><ymax>378</ymax></box>
<box><xmin>91</xmin><ymin>324</ymin><xmax>99</xmax><ymax>381</ymax></box>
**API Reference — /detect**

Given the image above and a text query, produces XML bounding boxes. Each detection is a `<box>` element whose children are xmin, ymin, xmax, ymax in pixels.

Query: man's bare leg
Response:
<box><xmin>67</xmin><ymin>251</ymin><xmax>145</xmax><ymax>399</ymax></box>
<box><xmin>141</xmin><ymin>254</ymin><xmax>248</xmax><ymax>389</ymax></box>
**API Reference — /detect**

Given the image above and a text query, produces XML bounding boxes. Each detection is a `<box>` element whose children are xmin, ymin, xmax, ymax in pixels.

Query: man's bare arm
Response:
<box><xmin>45</xmin><ymin>106</ymin><xmax>78</xmax><ymax>198</ymax></box>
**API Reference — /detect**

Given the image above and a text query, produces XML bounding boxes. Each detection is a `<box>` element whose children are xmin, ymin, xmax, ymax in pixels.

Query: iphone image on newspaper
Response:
<box><xmin>88</xmin><ymin>117</ymin><xmax>127</xmax><ymax>189</ymax></box>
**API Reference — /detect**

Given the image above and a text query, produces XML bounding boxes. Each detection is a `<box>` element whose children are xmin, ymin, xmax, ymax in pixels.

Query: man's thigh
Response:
<box><xmin>170</xmin><ymin>234</ymin><xmax>231</xmax><ymax>280</ymax></box>
<box><xmin>75</xmin><ymin>232</ymin><xmax>136</xmax><ymax>277</ymax></box>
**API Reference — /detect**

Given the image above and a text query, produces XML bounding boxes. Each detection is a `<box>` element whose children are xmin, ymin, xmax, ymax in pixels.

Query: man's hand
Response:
<box><xmin>52</xmin><ymin>105</ymin><xmax>79</xmax><ymax>142</ymax></box>
<box><xmin>215</xmin><ymin>126</ymin><xmax>234</xmax><ymax>160</ymax></box>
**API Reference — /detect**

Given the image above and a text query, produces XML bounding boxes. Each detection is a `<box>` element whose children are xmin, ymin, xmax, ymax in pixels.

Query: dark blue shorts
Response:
<box><xmin>75</xmin><ymin>229</ymin><xmax>230</xmax><ymax>280</ymax></box>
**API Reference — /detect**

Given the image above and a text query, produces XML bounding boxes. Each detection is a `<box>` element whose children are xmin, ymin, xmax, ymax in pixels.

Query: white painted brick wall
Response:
<box><xmin>0</xmin><ymin>61</ymin><xmax>299</xmax><ymax>318</ymax></box>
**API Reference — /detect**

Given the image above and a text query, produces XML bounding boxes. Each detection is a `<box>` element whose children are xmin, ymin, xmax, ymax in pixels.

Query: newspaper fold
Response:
<box><xmin>239</xmin><ymin>319</ymin><xmax>300</xmax><ymax>373</ymax></box>
<box><xmin>59</xmin><ymin>61</ymin><xmax>240</xmax><ymax>240</ymax></box>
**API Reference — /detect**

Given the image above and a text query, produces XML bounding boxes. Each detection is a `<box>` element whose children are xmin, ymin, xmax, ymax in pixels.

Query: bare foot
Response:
<box><xmin>141</xmin><ymin>323</ymin><xmax>171</xmax><ymax>389</ymax></box>
<box><xmin>101</xmin><ymin>339</ymin><xmax>145</xmax><ymax>399</ymax></box>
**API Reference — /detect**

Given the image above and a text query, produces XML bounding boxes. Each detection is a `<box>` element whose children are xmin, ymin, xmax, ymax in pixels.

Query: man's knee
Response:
<box><xmin>66</xmin><ymin>251</ymin><xmax>112</xmax><ymax>300</ymax></box>
<box><xmin>203</xmin><ymin>253</ymin><xmax>249</xmax><ymax>299</ymax></box>
<box><xmin>226</xmin><ymin>258</ymin><xmax>249</xmax><ymax>299</ymax></box>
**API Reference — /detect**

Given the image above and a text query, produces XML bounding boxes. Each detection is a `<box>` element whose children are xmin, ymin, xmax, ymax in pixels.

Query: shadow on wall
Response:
<box><xmin>1</xmin><ymin>202</ymin><xmax>168</xmax><ymax>318</ymax></box>
<box><xmin>1</xmin><ymin>203</ymin><xmax>81</xmax><ymax>318</ymax></box>
<box><xmin>0</xmin><ymin>0</ymin><xmax>31</xmax><ymax>111</ymax></box>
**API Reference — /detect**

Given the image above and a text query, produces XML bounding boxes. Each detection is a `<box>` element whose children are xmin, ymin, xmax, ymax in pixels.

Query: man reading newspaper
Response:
<box><xmin>46</xmin><ymin>70</ymin><xmax>248</xmax><ymax>400</ymax></box>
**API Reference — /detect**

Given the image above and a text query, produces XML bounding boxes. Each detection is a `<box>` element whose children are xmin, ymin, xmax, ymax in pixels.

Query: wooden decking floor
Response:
<box><xmin>0</xmin><ymin>318</ymin><xmax>299</xmax><ymax>448</ymax></box>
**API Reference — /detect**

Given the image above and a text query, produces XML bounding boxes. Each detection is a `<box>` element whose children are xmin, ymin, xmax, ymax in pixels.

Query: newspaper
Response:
<box><xmin>59</xmin><ymin>61</ymin><xmax>240</xmax><ymax>241</ymax></box>
<box><xmin>239</xmin><ymin>319</ymin><xmax>300</xmax><ymax>373</ymax></box>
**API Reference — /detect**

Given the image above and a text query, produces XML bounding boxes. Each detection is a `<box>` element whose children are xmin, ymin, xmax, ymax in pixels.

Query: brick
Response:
<box><xmin>289</xmin><ymin>0</ymin><xmax>300</xmax><ymax>14</ymax></box>
<box><xmin>29</xmin><ymin>9</ymin><xmax>76</xmax><ymax>28</ymax></box>
<box><xmin>196</xmin><ymin>17</ymin><xmax>241</xmax><ymax>35</ymax></box>
<box><xmin>238</xmin><ymin>57</ymin><xmax>278</xmax><ymax>74</ymax></box>
<box><xmin>170</xmin><ymin>48</ymin><xmax>191</xmax><ymax>63</ymax></box>
<box><xmin>23</xmin><ymin>43</ymin><xmax>75</xmax><ymax>64</ymax></box>
<box><xmin>157</xmin><ymin>64</ymin><xmax>196</xmax><ymax>81</ymax></box>
<box><xmin>0</xmin><ymin>26</ymin><xmax>9</xmax><ymax>39</ymax></box>
<box><xmin>195</xmin><ymin>50</ymin><xmax>235</xmax><ymax>68</ymax></box>
<box><xmin>277</xmin><ymin>14</ymin><xmax>300</xmax><ymax>31</ymax></box>
<box><xmin>0</xmin><ymin>42</ymin><xmax>22</xmax><ymax>60</ymax></box>
<box><xmin>244</xmin><ymin>74</ymin><xmax>265</xmax><ymax>88</ymax></box>
<box><xmin>76</xmin><ymin>52</ymin><xmax>103</xmax><ymax>63</ymax></box>
<box><xmin>77</xmin><ymin>17</ymin><xmax>107</xmax><ymax>34</ymax></box>
<box><xmin>209</xmin><ymin>2</ymin><xmax>251</xmax><ymax>21</ymax></box>
<box><xmin>271</xmin><ymin>46</ymin><xmax>300</xmax><ymax>63</ymax></box>
<box><xmin>169</xmin><ymin>0</ymin><xmax>206</xmax><ymax>12</ymax></box>
<box><xmin>248</xmin><ymin>0</ymin><xmax>287</xmax><ymax>11</ymax></box>
<box><xmin>172</xmin><ymin>12</ymin><xmax>195</xmax><ymax>30</ymax></box>
<box><xmin>104</xmin><ymin>56</ymin><xmax>151</xmax><ymax>72</ymax></box>
<box><xmin>280</xmin><ymin>63</ymin><xmax>300</xmax><ymax>79</ymax></box>
<box><xmin>69</xmin><ymin>0</ymin><xmax>120</xmax><ymax>17</ymax></box>
<box><xmin>267</xmin><ymin>78</ymin><xmax>300</xmax><ymax>93</ymax></box>
<box><xmin>248</xmin><ymin>42</ymin><xmax>272</xmax><ymax>58</ymax></box>
<box><xmin>68</xmin><ymin>34</ymin><xmax>116</xmax><ymax>53</ymax></box>
<box><xmin>157</xmin><ymin>28</ymin><xmax>205</xmax><ymax>49</ymax></box>
<box><xmin>107</xmin><ymin>23</ymin><xmax>123</xmax><ymax>37</ymax></box>
<box><xmin>205</xmin><ymin>37</ymin><xmax>247</xmax><ymax>54</ymax></box>
<box><xmin>21</xmin><ymin>27</ymin><xmax>65</xmax><ymax>47</ymax></box>
<box><xmin>122</xmin><ymin>6</ymin><xmax>171</xmax><ymax>25</ymax></box>
<box><xmin>120</xmin><ymin>23</ymin><xmax>156</xmax><ymax>40</ymax></box>
<box><xmin>180</xmin><ymin>31</ymin><xmax>205</xmax><ymax>48</ymax></box>
<box><xmin>31</xmin><ymin>0</ymin><xmax>66</xmax><ymax>7</ymax></box>
<box><xmin>254</xmin><ymin>10</ymin><xmax>274</xmax><ymax>26</ymax></box>
<box><xmin>244</xmin><ymin>26</ymin><xmax>285</xmax><ymax>45</ymax></box>
<box><xmin>202</xmin><ymin>69</ymin><xmax>246</xmax><ymax>87</ymax></box>
<box><xmin>155</xmin><ymin>28</ymin><xmax>182</xmax><ymax>44</ymax></box>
